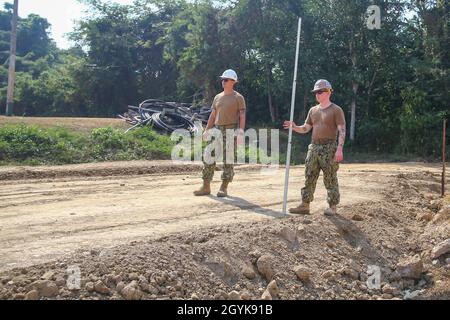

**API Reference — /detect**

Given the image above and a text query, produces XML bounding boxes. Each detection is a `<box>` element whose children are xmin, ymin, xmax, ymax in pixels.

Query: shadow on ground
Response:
<box><xmin>211</xmin><ymin>195</ymin><xmax>286</xmax><ymax>219</ymax></box>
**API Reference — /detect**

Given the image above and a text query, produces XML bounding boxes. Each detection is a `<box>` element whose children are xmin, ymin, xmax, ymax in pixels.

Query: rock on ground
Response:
<box><xmin>431</xmin><ymin>239</ymin><xmax>450</xmax><ymax>259</ymax></box>
<box><xmin>267</xmin><ymin>280</ymin><xmax>279</xmax><ymax>298</ymax></box>
<box><xmin>94</xmin><ymin>280</ymin><xmax>110</xmax><ymax>295</ymax></box>
<box><xmin>121</xmin><ymin>281</ymin><xmax>143</xmax><ymax>300</ymax></box>
<box><xmin>352</xmin><ymin>214</ymin><xmax>364</xmax><ymax>221</ymax></box>
<box><xmin>279</xmin><ymin>227</ymin><xmax>297</xmax><ymax>243</ymax></box>
<box><xmin>396</xmin><ymin>256</ymin><xmax>423</xmax><ymax>280</ymax></box>
<box><xmin>261</xmin><ymin>290</ymin><xmax>272</xmax><ymax>300</ymax></box>
<box><xmin>30</xmin><ymin>280</ymin><xmax>59</xmax><ymax>298</ymax></box>
<box><xmin>242</xmin><ymin>266</ymin><xmax>256</xmax><ymax>280</ymax></box>
<box><xmin>293</xmin><ymin>265</ymin><xmax>312</xmax><ymax>282</ymax></box>
<box><xmin>256</xmin><ymin>255</ymin><xmax>274</xmax><ymax>282</ymax></box>
<box><xmin>228</xmin><ymin>291</ymin><xmax>241</xmax><ymax>300</ymax></box>
<box><xmin>25</xmin><ymin>290</ymin><xmax>39</xmax><ymax>300</ymax></box>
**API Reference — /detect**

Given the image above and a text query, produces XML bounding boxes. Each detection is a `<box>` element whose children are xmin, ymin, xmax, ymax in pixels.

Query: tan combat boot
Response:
<box><xmin>217</xmin><ymin>181</ymin><xmax>229</xmax><ymax>197</ymax></box>
<box><xmin>193</xmin><ymin>180</ymin><xmax>211</xmax><ymax>196</ymax></box>
<box><xmin>289</xmin><ymin>202</ymin><xmax>310</xmax><ymax>215</ymax></box>
<box><xmin>324</xmin><ymin>205</ymin><xmax>337</xmax><ymax>216</ymax></box>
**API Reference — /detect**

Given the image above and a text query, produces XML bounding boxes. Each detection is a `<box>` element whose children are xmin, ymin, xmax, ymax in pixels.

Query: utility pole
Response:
<box><xmin>5</xmin><ymin>0</ymin><xmax>18</xmax><ymax>116</ymax></box>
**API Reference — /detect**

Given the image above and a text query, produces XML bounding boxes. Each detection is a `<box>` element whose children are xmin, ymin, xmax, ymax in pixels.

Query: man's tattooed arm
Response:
<box><xmin>338</xmin><ymin>125</ymin><xmax>346</xmax><ymax>147</ymax></box>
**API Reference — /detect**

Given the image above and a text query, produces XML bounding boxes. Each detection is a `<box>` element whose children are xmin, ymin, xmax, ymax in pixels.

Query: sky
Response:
<box><xmin>0</xmin><ymin>0</ymin><xmax>136</xmax><ymax>49</ymax></box>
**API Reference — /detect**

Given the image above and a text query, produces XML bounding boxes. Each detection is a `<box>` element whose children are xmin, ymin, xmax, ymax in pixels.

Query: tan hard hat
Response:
<box><xmin>312</xmin><ymin>79</ymin><xmax>332</xmax><ymax>92</ymax></box>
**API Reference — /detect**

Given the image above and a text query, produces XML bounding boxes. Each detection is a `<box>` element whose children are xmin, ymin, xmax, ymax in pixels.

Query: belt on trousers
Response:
<box><xmin>311</xmin><ymin>138</ymin><xmax>336</xmax><ymax>145</ymax></box>
<box><xmin>215</xmin><ymin>124</ymin><xmax>238</xmax><ymax>129</ymax></box>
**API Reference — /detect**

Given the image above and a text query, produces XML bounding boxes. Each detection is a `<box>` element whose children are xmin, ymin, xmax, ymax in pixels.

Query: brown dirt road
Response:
<box><xmin>0</xmin><ymin>161</ymin><xmax>444</xmax><ymax>273</ymax></box>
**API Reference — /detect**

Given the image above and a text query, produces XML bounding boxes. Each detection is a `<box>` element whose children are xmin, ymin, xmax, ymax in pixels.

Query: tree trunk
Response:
<box><xmin>349</xmin><ymin>38</ymin><xmax>358</xmax><ymax>141</ymax></box>
<box><xmin>350</xmin><ymin>81</ymin><xmax>359</xmax><ymax>141</ymax></box>
<box><xmin>366</xmin><ymin>67</ymin><xmax>378</xmax><ymax>119</ymax></box>
<box><xmin>302</xmin><ymin>88</ymin><xmax>308</xmax><ymax>123</ymax></box>
<box><xmin>205</xmin><ymin>80</ymin><xmax>215</xmax><ymax>106</ymax></box>
<box><xmin>266</xmin><ymin>65</ymin><xmax>277</xmax><ymax>123</ymax></box>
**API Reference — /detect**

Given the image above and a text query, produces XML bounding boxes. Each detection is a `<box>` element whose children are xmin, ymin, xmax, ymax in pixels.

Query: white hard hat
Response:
<box><xmin>219</xmin><ymin>69</ymin><xmax>238</xmax><ymax>82</ymax></box>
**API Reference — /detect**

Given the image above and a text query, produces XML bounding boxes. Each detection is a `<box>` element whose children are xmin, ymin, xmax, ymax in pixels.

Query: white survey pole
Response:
<box><xmin>282</xmin><ymin>17</ymin><xmax>302</xmax><ymax>214</ymax></box>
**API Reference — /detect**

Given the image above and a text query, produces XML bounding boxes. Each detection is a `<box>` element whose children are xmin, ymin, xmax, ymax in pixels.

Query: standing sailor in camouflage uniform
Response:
<box><xmin>194</xmin><ymin>69</ymin><xmax>246</xmax><ymax>197</ymax></box>
<box><xmin>283</xmin><ymin>79</ymin><xmax>346</xmax><ymax>215</ymax></box>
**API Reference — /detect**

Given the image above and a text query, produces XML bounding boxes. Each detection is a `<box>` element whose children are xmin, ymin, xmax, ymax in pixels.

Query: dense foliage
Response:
<box><xmin>0</xmin><ymin>0</ymin><xmax>448</xmax><ymax>158</ymax></box>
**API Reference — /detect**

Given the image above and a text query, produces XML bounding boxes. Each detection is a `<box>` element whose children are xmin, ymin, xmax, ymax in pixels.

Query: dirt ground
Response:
<box><xmin>0</xmin><ymin>161</ymin><xmax>448</xmax><ymax>300</ymax></box>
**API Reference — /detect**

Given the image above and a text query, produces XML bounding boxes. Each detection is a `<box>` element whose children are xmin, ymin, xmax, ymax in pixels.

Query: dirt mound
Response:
<box><xmin>0</xmin><ymin>161</ymin><xmax>203</xmax><ymax>181</ymax></box>
<box><xmin>0</xmin><ymin>161</ymin><xmax>269</xmax><ymax>181</ymax></box>
<box><xmin>0</xmin><ymin>169</ymin><xmax>448</xmax><ymax>300</ymax></box>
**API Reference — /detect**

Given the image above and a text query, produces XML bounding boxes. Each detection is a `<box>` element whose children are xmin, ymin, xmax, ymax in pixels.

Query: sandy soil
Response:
<box><xmin>0</xmin><ymin>161</ymin><xmax>390</xmax><ymax>271</ymax></box>
<box><xmin>0</xmin><ymin>161</ymin><xmax>448</xmax><ymax>300</ymax></box>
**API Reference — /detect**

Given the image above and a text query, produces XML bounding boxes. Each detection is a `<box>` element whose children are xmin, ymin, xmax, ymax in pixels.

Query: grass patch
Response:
<box><xmin>0</xmin><ymin>124</ymin><xmax>175</xmax><ymax>166</ymax></box>
<box><xmin>0</xmin><ymin>123</ymin><xmax>438</xmax><ymax>166</ymax></box>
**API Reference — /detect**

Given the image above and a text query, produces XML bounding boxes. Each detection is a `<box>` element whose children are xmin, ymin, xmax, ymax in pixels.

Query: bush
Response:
<box><xmin>0</xmin><ymin>125</ymin><xmax>85</xmax><ymax>164</ymax></box>
<box><xmin>128</xmin><ymin>127</ymin><xmax>175</xmax><ymax>160</ymax></box>
<box><xmin>0</xmin><ymin>124</ymin><xmax>176</xmax><ymax>165</ymax></box>
<box><xmin>87</xmin><ymin>126</ymin><xmax>175</xmax><ymax>161</ymax></box>
<box><xmin>398</xmin><ymin>111</ymin><xmax>444</xmax><ymax>158</ymax></box>
<box><xmin>90</xmin><ymin>127</ymin><xmax>128</xmax><ymax>160</ymax></box>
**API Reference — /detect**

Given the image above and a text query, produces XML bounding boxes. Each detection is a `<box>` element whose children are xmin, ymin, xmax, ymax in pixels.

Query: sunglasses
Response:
<box><xmin>221</xmin><ymin>78</ymin><xmax>233</xmax><ymax>83</ymax></box>
<box><xmin>315</xmin><ymin>90</ymin><xmax>329</xmax><ymax>95</ymax></box>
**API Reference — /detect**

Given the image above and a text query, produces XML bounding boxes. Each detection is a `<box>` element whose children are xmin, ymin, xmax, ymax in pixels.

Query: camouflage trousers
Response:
<box><xmin>202</xmin><ymin>126</ymin><xmax>237</xmax><ymax>183</ymax></box>
<box><xmin>301</xmin><ymin>142</ymin><xmax>340</xmax><ymax>206</ymax></box>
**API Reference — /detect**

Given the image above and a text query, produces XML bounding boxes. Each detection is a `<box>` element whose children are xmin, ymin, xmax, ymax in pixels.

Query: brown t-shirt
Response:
<box><xmin>305</xmin><ymin>103</ymin><xmax>346</xmax><ymax>141</ymax></box>
<box><xmin>212</xmin><ymin>91</ymin><xmax>246</xmax><ymax>126</ymax></box>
